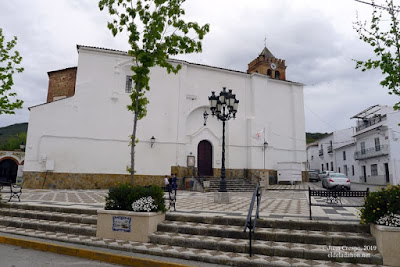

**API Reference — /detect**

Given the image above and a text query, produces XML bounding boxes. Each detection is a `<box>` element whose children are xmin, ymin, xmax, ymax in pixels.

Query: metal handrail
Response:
<box><xmin>168</xmin><ymin>187</ymin><xmax>176</xmax><ymax>211</ymax></box>
<box><xmin>356</xmin><ymin>115</ymin><xmax>386</xmax><ymax>132</ymax></box>
<box><xmin>354</xmin><ymin>144</ymin><xmax>389</xmax><ymax>160</ymax></box>
<box><xmin>243</xmin><ymin>184</ymin><xmax>262</xmax><ymax>257</ymax></box>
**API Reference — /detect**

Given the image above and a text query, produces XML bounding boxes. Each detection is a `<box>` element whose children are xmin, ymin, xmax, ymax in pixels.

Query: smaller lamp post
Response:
<box><xmin>207</xmin><ymin>87</ymin><xmax>239</xmax><ymax>192</ymax></box>
<box><xmin>203</xmin><ymin>110</ymin><xmax>209</xmax><ymax>126</ymax></box>
<box><xmin>150</xmin><ymin>136</ymin><xmax>156</xmax><ymax>148</ymax></box>
<box><xmin>19</xmin><ymin>142</ymin><xmax>26</xmax><ymax>152</ymax></box>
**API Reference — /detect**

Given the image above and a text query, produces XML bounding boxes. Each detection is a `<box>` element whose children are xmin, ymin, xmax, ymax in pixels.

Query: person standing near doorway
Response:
<box><xmin>164</xmin><ymin>175</ymin><xmax>170</xmax><ymax>192</ymax></box>
<box><xmin>172</xmin><ymin>174</ymin><xmax>177</xmax><ymax>192</ymax></box>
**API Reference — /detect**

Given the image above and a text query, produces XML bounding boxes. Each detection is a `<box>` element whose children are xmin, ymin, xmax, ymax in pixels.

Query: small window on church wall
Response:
<box><xmin>267</xmin><ymin>69</ymin><xmax>272</xmax><ymax>77</ymax></box>
<box><xmin>126</xmin><ymin>75</ymin><xmax>133</xmax><ymax>93</ymax></box>
<box><xmin>275</xmin><ymin>71</ymin><xmax>280</xmax><ymax>79</ymax></box>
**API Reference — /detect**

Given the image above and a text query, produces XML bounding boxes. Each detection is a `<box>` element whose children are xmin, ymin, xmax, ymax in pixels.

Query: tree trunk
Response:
<box><xmin>389</xmin><ymin>0</ymin><xmax>400</xmax><ymax>76</ymax></box>
<box><xmin>130</xmin><ymin>83</ymin><xmax>140</xmax><ymax>185</ymax></box>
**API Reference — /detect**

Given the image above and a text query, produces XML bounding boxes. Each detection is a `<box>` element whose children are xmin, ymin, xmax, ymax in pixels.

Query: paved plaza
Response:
<box><xmin>9</xmin><ymin>182</ymin><xmax>364</xmax><ymax>221</ymax></box>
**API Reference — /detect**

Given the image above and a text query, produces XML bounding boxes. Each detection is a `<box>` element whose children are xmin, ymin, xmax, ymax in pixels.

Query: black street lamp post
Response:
<box><xmin>206</xmin><ymin>87</ymin><xmax>239</xmax><ymax>192</ymax></box>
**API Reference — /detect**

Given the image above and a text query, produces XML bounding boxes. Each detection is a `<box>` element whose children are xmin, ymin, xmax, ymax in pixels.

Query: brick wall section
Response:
<box><xmin>46</xmin><ymin>67</ymin><xmax>77</xmax><ymax>103</ymax></box>
<box><xmin>23</xmin><ymin>168</ymin><xmax>304</xmax><ymax>189</ymax></box>
<box><xmin>23</xmin><ymin>171</ymin><xmax>164</xmax><ymax>189</ymax></box>
<box><xmin>171</xmin><ymin>166</ymin><xmax>279</xmax><ymax>184</ymax></box>
<box><xmin>247</xmin><ymin>56</ymin><xmax>286</xmax><ymax>80</ymax></box>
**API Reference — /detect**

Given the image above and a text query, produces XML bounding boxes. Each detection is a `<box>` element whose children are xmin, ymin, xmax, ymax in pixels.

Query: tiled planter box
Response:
<box><xmin>96</xmin><ymin>210</ymin><xmax>165</xmax><ymax>242</ymax></box>
<box><xmin>370</xmin><ymin>223</ymin><xmax>400</xmax><ymax>266</ymax></box>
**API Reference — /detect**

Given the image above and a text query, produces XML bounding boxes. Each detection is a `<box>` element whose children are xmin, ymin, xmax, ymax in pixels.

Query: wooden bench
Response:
<box><xmin>308</xmin><ymin>187</ymin><xmax>369</xmax><ymax>220</ymax></box>
<box><xmin>0</xmin><ymin>181</ymin><xmax>22</xmax><ymax>202</ymax></box>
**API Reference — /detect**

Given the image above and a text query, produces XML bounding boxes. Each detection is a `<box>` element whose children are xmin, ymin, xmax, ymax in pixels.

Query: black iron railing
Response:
<box><xmin>356</xmin><ymin>115</ymin><xmax>386</xmax><ymax>132</ymax></box>
<box><xmin>318</xmin><ymin>149</ymin><xmax>323</xmax><ymax>156</ymax></box>
<box><xmin>168</xmin><ymin>187</ymin><xmax>176</xmax><ymax>211</ymax></box>
<box><xmin>308</xmin><ymin>187</ymin><xmax>369</xmax><ymax>220</ymax></box>
<box><xmin>327</xmin><ymin>145</ymin><xmax>333</xmax><ymax>153</ymax></box>
<box><xmin>243</xmin><ymin>184</ymin><xmax>262</xmax><ymax>257</ymax></box>
<box><xmin>354</xmin><ymin>145</ymin><xmax>389</xmax><ymax>160</ymax></box>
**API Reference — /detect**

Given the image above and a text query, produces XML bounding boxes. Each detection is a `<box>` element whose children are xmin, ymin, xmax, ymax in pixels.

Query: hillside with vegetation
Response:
<box><xmin>306</xmin><ymin>132</ymin><xmax>329</xmax><ymax>144</ymax></box>
<box><xmin>0</xmin><ymin>123</ymin><xmax>28</xmax><ymax>150</ymax></box>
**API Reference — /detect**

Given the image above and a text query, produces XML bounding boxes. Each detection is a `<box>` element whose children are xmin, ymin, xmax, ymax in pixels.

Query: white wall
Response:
<box><xmin>317</xmin><ymin>134</ymin><xmax>334</xmax><ymax>172</ymax></box>
<box><xmin>306</xmin><ymin>145</ymin><xmax>319</xmax><ymax>171</ymax></box>
<box><xmin>387</xmin><ymin>112</ymin><xmax>400</xmax><ymax>185</ymax></box>
<box><xmin>352</xmin><ymin>110</ymin><xmax>400</xmax><ymax>185</ymax></box>
<box><xmin>25</xmin><ymin>46</ymin><xmax>306</xmax><ymax>176</ymax></box>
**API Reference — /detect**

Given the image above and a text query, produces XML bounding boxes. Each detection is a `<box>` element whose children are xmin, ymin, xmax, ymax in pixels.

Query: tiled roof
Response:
<box><xmin>76</xmin><ymin>44</ymin><xmax>247</xmax><ymax>75</ymax></box>
<box><xmin>47</xmin><ymin>66</ymin><xmax>77</xmax><ymax>75</ymax></box>
<box><xmin>259</xmin><ymin>46</ymin><xmax>275</xmax><ymax>58</ymax></box>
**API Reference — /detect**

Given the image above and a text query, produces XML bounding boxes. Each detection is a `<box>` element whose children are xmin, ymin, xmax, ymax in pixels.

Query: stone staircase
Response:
<box><xmin>0</xmin><ymin>204</ymin><xmax>383</xmax><ymax>266</ymax></box>
<box><xmin>200</xmin><ymin>177</ymin><xmax>256</xmax><ymax>192</ymax></box>
<box><xmin>0</xmin><ymin>204</ymin><xmax>97</xmax><ymax>237</ymax></box>
<box><xmin>149</xmin><ymin>213</ymin><xmax>383</xmax><ymax>266</ymax></box>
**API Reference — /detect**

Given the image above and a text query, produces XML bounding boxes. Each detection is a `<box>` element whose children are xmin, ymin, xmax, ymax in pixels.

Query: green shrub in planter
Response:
<box><xmin>360</xmin><ymin>185</ymin><xmax>400</xmax><ymax>225</ymax></box>
<box><xmin>105</xmin><ymin>183</ymin><xmax>166</xmax><ymax>212</ymax></box>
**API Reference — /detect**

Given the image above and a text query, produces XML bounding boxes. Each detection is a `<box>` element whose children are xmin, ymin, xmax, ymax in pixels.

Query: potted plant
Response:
<box><xmin>96</xmin><ymin>184</ymin><xmax>167</xmax><ymax>242</ymax></box>
<box><xmin>360</xmin><ymin>185</ymin><xmax>400</xmax><ymax>266</ymax></box>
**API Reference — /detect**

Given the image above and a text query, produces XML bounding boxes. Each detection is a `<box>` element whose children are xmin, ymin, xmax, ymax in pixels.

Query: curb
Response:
<box><xmin>0</xmin><ymin>234</ymin><xmax>192</xmax><ymax>267</ymax></box>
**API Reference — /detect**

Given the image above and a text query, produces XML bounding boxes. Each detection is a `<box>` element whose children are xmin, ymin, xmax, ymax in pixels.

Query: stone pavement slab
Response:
<box><xmin>266</xmin><ymin>183</ymin><xmax>321</xmax><ymax>191</ymax></box>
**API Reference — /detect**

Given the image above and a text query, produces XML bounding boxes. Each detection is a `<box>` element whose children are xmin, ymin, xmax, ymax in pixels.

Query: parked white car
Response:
<box><xmin>322</xmin><ymin>173</ymin><xmax>351</xmax><ymax>190</ymax></box>
<box><xmin>318</xmin><ymin>171</ymin><xmax>335</xmax><ymax>180</ymax></box>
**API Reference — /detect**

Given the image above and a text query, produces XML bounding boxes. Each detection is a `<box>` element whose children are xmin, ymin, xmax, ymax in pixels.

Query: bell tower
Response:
<box><xmin>247</xmin><ymin>47</ymin><xmax>286</xmax><ymax>81</ymax></box>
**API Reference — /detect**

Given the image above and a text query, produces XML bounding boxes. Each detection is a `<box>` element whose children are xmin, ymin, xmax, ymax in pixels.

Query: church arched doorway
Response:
<box><xmin>0</xmin><ymin>158</ymin><xmax>18</xmax><ymax>183</ymax></box>
<box><xmin>197</xmin><ymin>140</ymin><xmax>213</xmax><ymax>176</ymax></box>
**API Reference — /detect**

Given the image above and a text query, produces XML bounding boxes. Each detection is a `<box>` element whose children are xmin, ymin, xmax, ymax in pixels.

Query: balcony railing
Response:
<box><xmin>356</xmin><ymin>115</ymin><xmax>386</xmax><ymax>132</ymax></box>
<box><xmin>327</xmin><ymin>145</ymin><xmax>333</xmax><ymax>153</ymax></box>
<box><xmin>354</xmin><ymin>145</ymin><xmax>389</xmax><ymax>160</ymax></box>
<box><xmin>319</xmin><ymin>149</ymin><xmax>323</xmax><ymax>156</ymax></box>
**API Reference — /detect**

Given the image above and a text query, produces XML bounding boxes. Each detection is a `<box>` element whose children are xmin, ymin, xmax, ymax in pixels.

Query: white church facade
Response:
<box><xmin>23</xmin><ymin>45</ymin><xmax>306</xmax><ymax>189</ymax></box>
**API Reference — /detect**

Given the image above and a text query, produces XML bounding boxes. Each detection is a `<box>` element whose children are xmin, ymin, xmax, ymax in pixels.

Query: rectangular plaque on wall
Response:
<box><xmin>112</xmin><ymin>216</ymin><xmax>131</xmax><ymax>232</ymax></box>
<box><xmin>187</xmin><ymin>155</ymin><xmax>195</xmax><ymax>167</ymax></box>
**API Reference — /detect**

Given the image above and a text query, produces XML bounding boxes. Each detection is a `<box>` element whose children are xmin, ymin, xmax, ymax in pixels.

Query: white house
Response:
<box><xmin>351</xmin><ymin>105</ymin><xmax>400</xmax><ymax>185</ymax></box>
<box><xmin>23</xmin><ymin>45</ymin><xmax>306</xmax><ymax>189</ymax></box>
<box><xmin>334</xmin><ymin>142</ymin><xmax>358</xmax><ymax>182</ymax></box>
<box><xmin>316</xmin><ymin>128</ymin><xmax>355</xmax><ymax>173</ymax></box>
<box><xmin>310</xmin><ymin>105</ymin><xmax>400</xmax><ymax>186</ymax></box>
<box><xmin>306</xmin><ymin>142</ymin><xmax>319</xmax><ymax>171</ymax></box>
<box><xmin>317</xmin><ymin>133</ymin><xmax>334</xmax><ymax>172</ymax></box>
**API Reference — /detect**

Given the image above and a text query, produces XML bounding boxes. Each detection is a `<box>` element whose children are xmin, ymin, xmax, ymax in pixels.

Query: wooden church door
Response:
<box><xmin>197</xmin><ymin>140</ymin><xmax>213</xmax><ymax>176</ymax></box>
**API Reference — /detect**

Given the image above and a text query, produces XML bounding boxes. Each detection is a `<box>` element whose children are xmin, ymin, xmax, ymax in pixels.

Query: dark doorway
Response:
<box><xmin>197</xmin><ymin>140</ymin><xmax>213</xmax><ymax>176</ymax></box>
<box><xmin>384</xmin><ymin>163</ymin><xmax>390</xmax><ymax>183</ymax></box>
<box><xmin>0</xmin><ymin>159</ymin><xmax>18</xmax><ymax>183</ymax></box>
<box><xmin>362</xmin><ymin>165</ymin><xmax>367</xmax><ymax>183</ymax></box>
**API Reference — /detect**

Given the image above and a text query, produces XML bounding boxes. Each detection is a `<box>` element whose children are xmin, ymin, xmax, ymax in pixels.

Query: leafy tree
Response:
<box><xmin>0</xmin><ymin>28</ymin><xmax>24</xmax><ymax>115</ymax></box>
<box><xmin>99</xmin><ymin>0</ymin><xmax>209</xmax><ymax>184</ymax></box>
<box><xmin>0</xmin><ymin>132</ymin><xmax>26</xmax><ymax>151</ymax></box>
<box><xmin>354</xmin><ymin>0</ymin><xmax>400</xmax><ymax>110</ymax></box>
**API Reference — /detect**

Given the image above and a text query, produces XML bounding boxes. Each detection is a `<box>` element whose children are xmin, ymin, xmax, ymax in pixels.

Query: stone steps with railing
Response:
<box><xmin>0</xmin><ymin>203</ymin><xmax>384</xmax><ymax>266</ymax></box>
<box><xmin>148</xmin><ymin>213</ymin><xmax>383</xmax><ymax>265</ymax></box>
